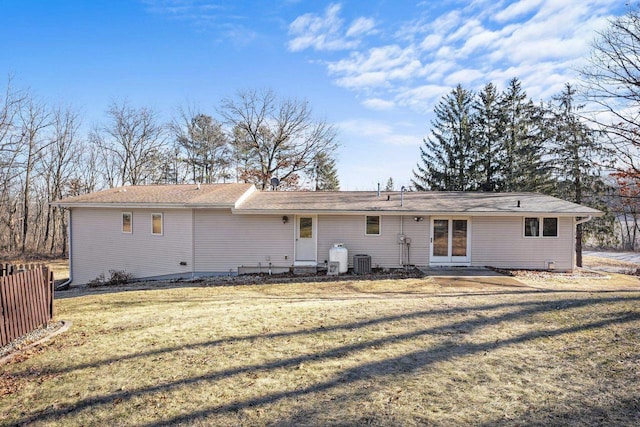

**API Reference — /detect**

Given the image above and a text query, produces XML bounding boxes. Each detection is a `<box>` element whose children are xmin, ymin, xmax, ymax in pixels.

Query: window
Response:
<box><xmin>151</xmin><ymin>213</ymin><xmax>163</xmax><ymax>235</ymax></box>
<box><xmin>122</xmin><ymin>212</ymin><xmax>132</xmax><ymax>233</ymax></box>
<box><xmin>542</xmin><ymin>217</ymin><xmax>558</xmax><ymax>237</ymax></box>
<box><xmin>524</xmin><ymin>217</ymin><xmax>558</xmax><ymax>238</ymax></box>
<box><xmin>299</xmin><ymin>217</ymin><xmax>313</xmax><ymax>238</ymax></box>
<box><xmin>524</xmin><ymin>217</ymin><xmax>539</xmax><ymax>237</ymax></box>
<box><xmin>366</xmin><ymin>215</ymin><xmax>381</xmax><ymax>235</ymax></box>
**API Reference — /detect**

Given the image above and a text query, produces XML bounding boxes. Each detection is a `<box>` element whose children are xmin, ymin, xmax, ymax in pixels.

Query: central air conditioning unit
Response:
<box><xmin>353</xmin><ymin>254</ymin><xmax>372</xmax><ymax>275</ymax></box>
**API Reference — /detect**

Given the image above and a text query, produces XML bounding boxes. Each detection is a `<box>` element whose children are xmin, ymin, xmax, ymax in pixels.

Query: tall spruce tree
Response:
<box><xmin>384</xmin><ymin>177</ymin><xmax>394</xmax><ymax>191</ymax></box>
<box><xmin>547</xmin><ymin>83</ymin><xmax>612</xmax><ymax>266</ymax></box>
<box><xmin>472</xmin><ymin>83</ymin><xmax>505</xmax><ymax>191</ymax></box>
<box><xmin>313</xmin><ymin>152</ymin><xmax>340</xmax><ymax>191</ymax></box>
<box><xmin>412</xmin><ymin>84</ymin><xmax>477</xmax><ymax>191</ymax></box>
<box><xmin>500</xmin><ymin>78</ymin><xmax>550</xmax><ymax>192</ymax></box>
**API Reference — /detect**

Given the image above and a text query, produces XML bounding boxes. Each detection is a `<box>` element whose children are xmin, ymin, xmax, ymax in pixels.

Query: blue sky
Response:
<box><xmin>0</xmin><ymin>0</ymin><xmax>626</xmax><ymax>190</ymax></box>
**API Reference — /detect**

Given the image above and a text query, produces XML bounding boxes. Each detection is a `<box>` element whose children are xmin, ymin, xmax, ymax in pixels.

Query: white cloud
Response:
<box><xmin>328</xmin><ymin>45</ymin><xmax>422</xmax><ymax>89</ymax></box>
<box><xmin>494</xmin><ymin>0</ymin><xmax>544</xmax><ymax>23</ymax></box>
<box><xmin>339</xmin><ymin>119</ymin><xmax>422</xmax><ymax>146</ymax></box>
<box><xmin>143</xmin><ymin>1</ymin><xmax>257</xmax><ymax>46</ymax></box>
<box><xmin>287</xmin><ymin>3</ymin><xmax>375</xmax><ymax>52</ymax></box>
<box><xmin>420</xmin><ymin>34</ymin><xmax>442</xmax><ymax>51</ymax></box>
<box><xmin>346</xmin><ymin>17</ymin><xmax>376</xmax><ymax>37</ymax></box>
<box><xmin>395</xmin><ymin>84</ymin><xmax>450</xmax><ymax>111</ymax></box>
<box><xmin>288</xmin><ymin>0</ymin><xmax>623</xmax><ymax>112</ymax></box>
<box><xmin>443</xmin><ymin>69</ymin><xmax>484</xmax><ymax>86</ymax></box>
<box><xmin>362</xmin><ymin>98</ymin><xmax>395</xmax><ymax>110</ymax></box>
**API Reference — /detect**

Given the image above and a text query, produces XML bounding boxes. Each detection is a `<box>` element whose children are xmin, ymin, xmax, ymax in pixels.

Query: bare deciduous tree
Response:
<box><xmin>220</xmin><ymin>89</ymin><xmax>338</xmax><ymax>190</ymax></box>
<box><xmin>92</xmin><ymin>101</ymin><xmax>167</xmax><ymax>187</ymax></box>
<box><xmin>17</xmin><ymin>95</ymin><xmax>52</xmax><ymax>253</ymax></box>
<box><xmin>0</xmin><ymin>77</ymin><xmax>27</xmax><ymax>253</ymax></box>
<box><xmin>40</xmin><ymin>105</ymin><xmax>81</xmax><ymax>254</ymax></box>
<box><xmin>581</xmin><ymin>7</ymin><xmax>640</xmax><ymax>172</ymax></box>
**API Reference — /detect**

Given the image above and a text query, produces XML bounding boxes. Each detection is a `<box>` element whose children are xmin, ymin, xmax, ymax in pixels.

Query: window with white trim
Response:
<box><xmin>366</xmin><ymin>215</ymin><xmax>381</xmax><ymax>235</ymax></box>
<box><xmin>524</xmin><ymin>217</ymin><xmax>558</xmax><ymax>237</ymax></box>
<box><xmin>122</xmin><ymin>212</ymin><xmax>132</xmax><ymax>233</ymax></box>
<box><xmin>151</xmin><ymin>213</ymin><xmax>163</xmax><ymax>235</ymax></box>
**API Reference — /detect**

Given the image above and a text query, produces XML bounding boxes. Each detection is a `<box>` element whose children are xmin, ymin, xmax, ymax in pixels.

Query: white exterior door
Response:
<box><xmin>295</xmin><ymin>215</ymin><xmax>317</xmax><ymax>264</ymax></box>
<box><xmin>430</xmin><ymin>218</ymin><xmax>471</xmax><ymax>265</ymax></box>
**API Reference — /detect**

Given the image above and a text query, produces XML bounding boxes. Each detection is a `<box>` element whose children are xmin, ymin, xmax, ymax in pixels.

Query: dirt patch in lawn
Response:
<box><xmin>429</xmin><ymin>276</ymin><xmax>533</xmax><ymax>291</ymax></box>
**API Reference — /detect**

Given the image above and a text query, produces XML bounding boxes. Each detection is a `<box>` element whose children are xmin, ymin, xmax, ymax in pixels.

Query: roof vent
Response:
<box><xmin>197</xmin><ymin>182</ymin><xmax>201</xmax><ymax>190</ymax></box>
<box><xmin>517</xmin><ymin>200</ymin><xmax>521</xmax><ymax>208</ymax></box>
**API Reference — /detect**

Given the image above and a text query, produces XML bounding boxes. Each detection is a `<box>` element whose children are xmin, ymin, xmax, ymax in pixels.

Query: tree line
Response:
<box><xmin>412</xmin><ymin>5</ymin><xmax>640</xmax><ymax>254</ymax></box>
<box><xmin>0</xmin><ymin>86</ymin><xmax>340</xmax><ymax>256</ymax></box>
<box><xmin>3</xmin><ymin>6</ymin><xmax>640</xmax><ymax>258</ymax></box>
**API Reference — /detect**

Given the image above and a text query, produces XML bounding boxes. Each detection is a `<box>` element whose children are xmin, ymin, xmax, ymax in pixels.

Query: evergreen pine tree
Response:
<box><xmin>384</xmin><ymin>177</ymin><xmax>394</xmax><ymax>191</ymax></box>
<box><xmin>472</xmin><ymin>83</ymin><xmax>505</xmax><ymax>191</ymax></box>
<box><xmin>547</xmin><ymin>83</ymin><xmax>612</xmax><ymax>266</ymax></box>
<box><xmin>500</xmin><ymin>78</ymin><xmax>550</xmax><ymax>192</ymax></box>
<box><xmin>412</xmin><ymin>85</ymin><xmax>477</xmax><ymax>191</ymax></box>
<box><xmin>313</xmin><ymin>152</ymin><xmax>340</xmax><ymax>191</ymax></box>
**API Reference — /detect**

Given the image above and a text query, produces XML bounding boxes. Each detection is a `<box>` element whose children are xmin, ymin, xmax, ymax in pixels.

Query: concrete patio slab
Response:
<box><xmin>419</xmin><ymin>266</ymin><xmax>506</xmax><ymax>277</ymax></box>
<box><xmin>418</xmin><ymin>267</ymin><xmax>527</xmax><ymax>287</ymax></box>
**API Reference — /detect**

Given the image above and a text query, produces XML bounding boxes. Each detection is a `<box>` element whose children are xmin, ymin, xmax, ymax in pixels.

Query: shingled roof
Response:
<box><xmin>55</xmin><ymin>183</ymin><xmax>255</xmax><ymax>208</ymax></box>
<box><xmin>54</xmin><ymin>184</ymin><xmax>601</xmax><ymax>216</ymax></box>
<box><xmin>234</xmin><ymin>191</ymin><xmax>602</xmax><ymax>216</ymax></box>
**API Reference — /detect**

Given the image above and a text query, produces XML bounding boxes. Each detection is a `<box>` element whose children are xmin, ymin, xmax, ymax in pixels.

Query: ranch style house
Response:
<box><xmin>54</xmin><ymin>183</ymin><xmax>602</xmax><ymax>284</ymax></box>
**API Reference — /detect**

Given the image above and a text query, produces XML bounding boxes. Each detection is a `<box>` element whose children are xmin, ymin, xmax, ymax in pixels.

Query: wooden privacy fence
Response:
<box><xmin>0</xmin><ymin>264</ymin><xmax>54</xmax><ymax>347</ymax></box>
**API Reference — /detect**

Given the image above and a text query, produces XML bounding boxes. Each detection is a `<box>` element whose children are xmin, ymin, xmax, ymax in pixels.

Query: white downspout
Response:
<box><xmin>399</xmin><ymin>215</ymin><xmax>404</xmax><ymax>266</ymax></box>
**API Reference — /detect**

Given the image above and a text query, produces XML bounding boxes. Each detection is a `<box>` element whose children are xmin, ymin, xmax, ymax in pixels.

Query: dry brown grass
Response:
<box><xmin>584</xmin><ymin>255</ymin><xmax>640</xmax><ymax>270</ymax></box>
<box><xmin>1</xmin><ymin>276</ymin><xmax>639</xmax><ymax>426</ymax></box>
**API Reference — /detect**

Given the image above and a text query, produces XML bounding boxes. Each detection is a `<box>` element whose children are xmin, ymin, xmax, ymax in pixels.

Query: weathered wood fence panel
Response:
<box><xmin>0</xmin><ymin>262</ymin><xmax>47</xmax><ymax>277</ymax></box>
<box><xmin>0</xmin><ymin>265</ymin><xmax>54</xmax><ymax>347</ymax></box>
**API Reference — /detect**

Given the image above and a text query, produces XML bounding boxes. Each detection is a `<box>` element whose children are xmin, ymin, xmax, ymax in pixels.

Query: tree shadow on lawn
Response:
<box><xmin>19</xmin><ymin>293</ymin><xmax>638</xmax><ymax>377</ymax></box>
<box><xmin>15</xmin><ymin>293</ymin><xmax>640</xmax><ymax>425</ymax></box>
<box><xmin>53</xmin><ymin>272</ymin><xmax>428</xmax><ymax>300</ymax></box>
<box><xmin>476</xmin><ymin>396</ymin><xmax>640</xmax><ymax>426</ymax></box>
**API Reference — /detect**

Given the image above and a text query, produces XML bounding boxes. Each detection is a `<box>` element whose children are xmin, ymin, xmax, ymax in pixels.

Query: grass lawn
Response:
<box><xmin>1</xmin><ymin>274</ymin><xmax>639</xmax><ymax>426</ymax></box>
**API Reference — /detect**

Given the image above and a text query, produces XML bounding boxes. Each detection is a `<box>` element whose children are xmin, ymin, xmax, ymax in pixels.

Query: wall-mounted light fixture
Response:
<box><xmin>282</xmin><ymin>215</ymin><xmax>289</xmax><ymax>224</ymax></box>
<box><xmin>413</xmin><ymin>216</ymin><xmax>424</xmax><ymax>222</ymax></box>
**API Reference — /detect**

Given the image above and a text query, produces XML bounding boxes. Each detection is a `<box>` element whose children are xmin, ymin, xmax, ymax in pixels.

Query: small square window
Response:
<box><xmin>366</xmin><ymin>215</ymin><xmax>381</xmax><ymax>235</ymax></box>
<box><xmin>524</xmin><ymin>217</ymin><xmax>539</xmax><ymax>237</ymax></box>
<box><xmin>122</xmin><ymin>212</ymin><xmax>132</xmax><ymax>233</ymax></box>
<box><xmin>543</xmin><ymin>218</ymin><xmax>558</xmax><ymax>237</ymax></box>
<box><xmin>152</xmin><ymin>213</ymin><xmax>163</xmax><ymax>235</ymax></box>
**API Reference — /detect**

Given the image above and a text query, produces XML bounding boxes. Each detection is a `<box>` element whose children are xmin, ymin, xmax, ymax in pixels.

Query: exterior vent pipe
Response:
<box><xmin>401</xmin><ymin>186</ymin><xmax>406</xmax><ymax>207</ymax></box>
<box><xmin>377</xmin><ymin>182</ymin><xmax>380</xmax><ymax>198</ymax></box>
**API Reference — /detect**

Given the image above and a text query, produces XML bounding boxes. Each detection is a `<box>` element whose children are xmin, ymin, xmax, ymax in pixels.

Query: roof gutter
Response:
<box><xmin>575</xmin><ymin>215</ymin><xmax>593</xmax><ymax>225</ymax></box>
<box><xmin>54</xmin><ymin>203</ymin><xmax>235</xmax><ymax>209</ymax></box>
<box><xmin>231</xmin><ymin>209</ymin><xmax>602</xmax><ymax>217</ymax></box>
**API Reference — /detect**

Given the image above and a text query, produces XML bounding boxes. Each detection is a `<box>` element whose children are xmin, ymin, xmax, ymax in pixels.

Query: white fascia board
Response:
<box><xmin>55</xmin><ymin>203</ymin><xmax>234</xmax><ymax>209</ymax></box>
<box><xmin>231</xmin><ymin>209</ymin><xmax>603</xmax><ymax>217</ymax></box>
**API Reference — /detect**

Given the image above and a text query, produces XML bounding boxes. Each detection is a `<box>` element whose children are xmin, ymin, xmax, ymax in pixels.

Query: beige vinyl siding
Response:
<box><xmin>71</xmin><ymin>208</ymin><xmax>193</xmax><ymax>284</ymax></box>
<box><xmin>399</xmin><ymin>216</ymin><xmax>430</xmax><ymax>266</ymax></box>
<box><xmin>471</xmin><ymin>216</ymin><xmax>574</xmax><ymax>270</ymax></box>
<box><xmin>317</xmin><ymin>215</ymin><xmax>429</xmax><ymax>268</ymax></box>
<box><xmin>194</xmin><ymin>210</ymin><xmax>293</xmax><ymax>273</ymax></box>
